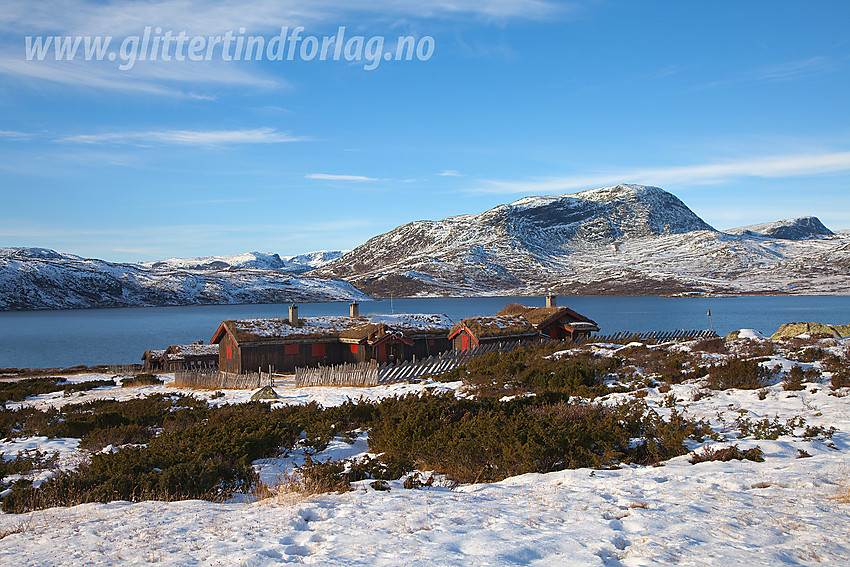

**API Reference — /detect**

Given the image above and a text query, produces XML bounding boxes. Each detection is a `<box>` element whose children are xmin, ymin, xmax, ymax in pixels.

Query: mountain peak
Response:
<box><xmin>726</xmin><ymin>216</ymin><xmax>834</xmax><ymax>240</ymax></box>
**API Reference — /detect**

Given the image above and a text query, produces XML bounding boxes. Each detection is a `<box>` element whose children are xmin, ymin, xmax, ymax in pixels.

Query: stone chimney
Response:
<box><xmin>289</xmin><ymin>304</ymin><xmax>299</xmax><ymax>327</ymax></box>
<box><xmin>350</xmin><ymin>301</ymin><xmax>360</xmax><ymax>318</ymax></box>
<box><xmin>545</xmin><ymin>293</ymin><xmax>557</xmax><ymax>308</ymax></box>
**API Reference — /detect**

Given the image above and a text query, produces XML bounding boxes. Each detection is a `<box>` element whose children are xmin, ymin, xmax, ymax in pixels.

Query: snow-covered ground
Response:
<box><xmin>2</xmin><ymin>339</ymin><xmax>850</xmax><ymax>566</ymax></box>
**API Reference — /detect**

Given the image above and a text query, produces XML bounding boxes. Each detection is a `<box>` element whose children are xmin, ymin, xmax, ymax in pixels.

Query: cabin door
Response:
<box><xmin>461</xmin><ymin>334</ymin><xmax>470</xmax><ymax>351</ymax></box>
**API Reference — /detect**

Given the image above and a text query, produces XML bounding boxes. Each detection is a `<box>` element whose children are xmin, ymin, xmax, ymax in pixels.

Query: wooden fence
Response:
<box><xmin>576</xmin><ymin>329</ymin><xmax>717</xmax><ymax>344</ymax></box>
<box><xmin>173</xmin><ymin>369</ymin><xmax>265</xmax><ymax>389</ymax></box>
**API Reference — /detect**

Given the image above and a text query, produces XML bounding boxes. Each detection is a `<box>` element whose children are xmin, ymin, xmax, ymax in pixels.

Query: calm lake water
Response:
<box><xmin>1</xmin><ymin>295</ymin><xmax>849</xmax><ymax>369</ymax></box>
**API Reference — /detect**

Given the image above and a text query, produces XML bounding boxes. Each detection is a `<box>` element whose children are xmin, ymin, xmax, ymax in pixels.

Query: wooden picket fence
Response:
<box><xmin>290</xmin><ymin>339</ymin><xmax>546</xmax><ymax>388</ymax></box>
<box><xmin>173</xmin><ymin>369</ymin><xmax>265</xmax><ymax>389</ymax></box>
<box><xmin>576</xmin><ymin>329</ymin><xmax>717</xmax><ymax>345</ymax></box>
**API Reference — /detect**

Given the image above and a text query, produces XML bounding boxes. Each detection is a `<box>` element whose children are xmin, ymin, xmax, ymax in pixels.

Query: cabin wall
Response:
<box><xmin>411</xmin><ymin>336</ymin><xmax>452</xmax><ymax>359</ymax></box>
<box><xmin>217</xmin><ymin>335</ymin><xmax>241</xmax><ymax>374</ymax></box>
<box><xmin>239</xmin><ymin>341</ymin><xmax>348</xmax><ymax>373</ymax></box>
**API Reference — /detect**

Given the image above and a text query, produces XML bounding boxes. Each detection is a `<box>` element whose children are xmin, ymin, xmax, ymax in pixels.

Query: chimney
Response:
<box><xmin>289</xmin><ymin>304</ymin><xmax>300</xmax><ymax>327</ymax></box>
<box><xmin>350</xmin><ymin>301</ymin><xmax>360</xmax><ymax>318</ymax></box>
<box><xmin>545</xmin><ymin>293</ymin><xmax>557</xmax><ymax>308</ymax></box>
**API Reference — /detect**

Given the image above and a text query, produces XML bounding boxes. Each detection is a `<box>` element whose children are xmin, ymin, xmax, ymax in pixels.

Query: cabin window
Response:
<box><xmin>226</xmin><ymin>345</ymin><xmax>232</xmax><ymax>359</ymax></box>
<box><xmin>312</xmin><ymin>343</ymin><xmax>326</xmax><ymax>357</ymax></box>
<box><xmin>350</xmin><ymin>344</ymin><xmax>358</xmax><ymax>354</ymax></box>
<box><xmin>284</xmin><ymin>344</ymin><xmax>300</xmax><ymax>355</ymax></box>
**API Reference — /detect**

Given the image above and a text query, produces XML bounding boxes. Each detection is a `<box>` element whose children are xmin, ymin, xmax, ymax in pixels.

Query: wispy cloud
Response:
<box><xmin>438</xmin><ymin>169</ymin><xmax>462</xmax><ymax>176</ymax></box>
<box><xmin>0</xmin><ymin>56</ymin><xmax>281</xmax><ymax>97</ymax></box>
<box><xmin>61</xmin><ymin>127</ymin><xmax>304</xmax><ymax>146</ymax></box>
<box><xmin>0</xmin><ymin>130</ymin><xmax>31</xmax><ymax>140</ymax></box>
<box><xmin>305</xmin><ymin>173</ymin><xmax>379</xmax><ymax>181</ymax></box>
<box><xmin>1</xmin><ymin>0</ymin><xmax>567</xmax><ymax>38</ymax></box>
<box><xmin>751</xmin><ymin>56</ymin><xmax>833</xmax><ymax>81</ymax></box>
<box><xmin>472</xmin><ymin>151</ymin><xmax>850</xmax><ymax>194</ymax></box>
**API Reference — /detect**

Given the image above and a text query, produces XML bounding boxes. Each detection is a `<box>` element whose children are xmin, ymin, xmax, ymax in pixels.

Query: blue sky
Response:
<box><xmin>1</xmin><ymin>0</ymin><xmax>848</xmax><ymax>262</ymax></box>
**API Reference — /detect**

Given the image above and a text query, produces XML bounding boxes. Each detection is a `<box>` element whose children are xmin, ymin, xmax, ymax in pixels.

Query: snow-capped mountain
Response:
<box><xmin>140</xmin><ymin>250</ymin><xmax>347</xmax><ymax>273</ymax></box>
<box><xmin>0</xmin><ymin>248</ymin><xmax>368</xmax><ymax>311</ymax></box>
<box><xmin>725</xmin><ymin>216</ymin><xmax>834</xmax><ymax>240</ymax></box>
<box><xmin>312</xmin><ymin>184</ymin><xmax>850</xmax><ymax>296</ymax></box>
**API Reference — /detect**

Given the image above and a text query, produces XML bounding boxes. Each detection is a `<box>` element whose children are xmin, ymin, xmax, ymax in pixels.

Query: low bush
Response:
<box><xmin>121</xmin><ymin>374</ymin><xmax>163</xmax><ymax>387</ymax></box>
<box><xmin>793</xmin><ymin>347</ymin><xmax>827</xmax><ymax>363</ymax></box>
<box><xmin>63</xmin><ymin>379</ymin><xmax>116</xmax><ymax>395</ymax></box>
<box><xmin>692</xmin><ymin>337</ymin><xmax>727</xmax><ymax>354</ymax></box>
<box><xmin>367</xmin><ymin>393</ymin><xmax>711</xmax><ymax>483</ymax></box>
<box><xmin>689</xmin><ymin>444</ymin><xmax>764</xmax><ymax>464</ymax></box>
<box><xmin>735</xmin><ymin>414</ymin><xmax>805</xmax><ymax>440</ymax></box>
<box><xmin>705</xmin><ymin>358</ymin><xmax>777</xmax><ymax>390</ymax></box>
<box><xmin>438</xmin><ymin>344</ymin><xmax>618</xmax><ymax>398</ymax></box>
<box><xmin>731</xmin><ymin>339</ymin><xmax>775</xmax><ymax>358</ymax></box>
<box><xmin>0</xmin><ymin>377</ymin><xmax>66</xmax><ymax>405</ymax></box>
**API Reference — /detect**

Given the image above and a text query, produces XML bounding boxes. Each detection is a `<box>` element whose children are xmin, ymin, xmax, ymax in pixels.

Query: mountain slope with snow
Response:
<box><xmin>726</xmin><ymin>216</ymin><xmax>835</xmax><ymax>240</ymax></box>
<box><xmin>140</xmin><ymin>250</ymin><xmax>347</xmax><ymax>273</ymax></box>
<box><xmin>0</xmin><ymin>248</ymin><xmax>368</xmax><ymax>311</ymax></box>
<box><xmin>312</xmin><ymin>184</ymin><xmax>850</xmax><ymax>296</ymax></box>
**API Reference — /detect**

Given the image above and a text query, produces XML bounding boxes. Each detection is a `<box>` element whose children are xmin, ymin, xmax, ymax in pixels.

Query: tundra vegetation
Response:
<box><xmin>1</xmin><ymin>333</ymin><xmax>846</xmax><ymax>513</ymax></box>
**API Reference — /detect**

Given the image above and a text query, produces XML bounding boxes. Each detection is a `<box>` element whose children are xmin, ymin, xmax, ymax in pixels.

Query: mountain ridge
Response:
<box><xmin>311</xmin><ymin>184</ymin><xmax>848</xmax><ymax>297</ymax></box>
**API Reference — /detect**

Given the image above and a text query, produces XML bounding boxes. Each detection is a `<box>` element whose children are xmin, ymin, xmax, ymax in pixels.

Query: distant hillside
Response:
<box><xmin>0</xmin><ymin>247</ymin><xmax>368</xmax><ymax>311</ymax></box>
<box><xmin>140</xmin><ymin>250</ymin><xmax>347</xmax><ymax>274</ymax></box>
<box><xmin>726</xmin><ymin>217</ymin><xmax>834</xmax><ymax>240</ymax></box>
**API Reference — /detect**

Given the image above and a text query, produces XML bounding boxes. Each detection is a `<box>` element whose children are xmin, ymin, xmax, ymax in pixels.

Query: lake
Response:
<box><xmin>1</xmin><ymin>295</ymin><xmax>848</xmax><ymax>369</ymax></box>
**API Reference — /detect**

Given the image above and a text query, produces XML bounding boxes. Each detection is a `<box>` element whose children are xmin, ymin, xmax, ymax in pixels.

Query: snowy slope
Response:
<box><xmin>0</xmin><ymin>249</ymin><xmax>369</xmax><ymax>311</ymax></box>
<box><xmin>312</xmin><ymin>184</ymin><xmax>850</xmax><ymax>297</ymax></box>
<box><xmin>726</xmin><ymin>216</ymin><xmax>835</xmax><ymax>240</ymax></box>
<box><xmin>140</xmin><ymin>250</ymin><xmax>347</xmax><ymax>274</ymax></box>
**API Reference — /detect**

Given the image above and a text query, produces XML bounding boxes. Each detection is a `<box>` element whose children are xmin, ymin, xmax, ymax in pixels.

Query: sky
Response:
<box><xmin>1</xmin><ymin>0</ymin><xmax>848</xmax><ymax>262</ymax></box>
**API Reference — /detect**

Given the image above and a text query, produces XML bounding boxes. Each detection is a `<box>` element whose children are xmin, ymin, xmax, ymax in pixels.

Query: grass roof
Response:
<box><xmin>453</xmin><ymin>315</ymin><xmax>538</xmax><ymax>339</ymax></box>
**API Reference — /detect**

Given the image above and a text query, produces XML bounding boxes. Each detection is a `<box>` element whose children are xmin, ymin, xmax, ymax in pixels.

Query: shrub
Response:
<box><xmin>689</xmin><ymin>444</ymin><xmax>764</xmax><ymax>464</ymax></box>
<box><xmin>367</xmin><ymin>393</ymin><xmax>710</xmax><ymax>483</ymax></box>
<box><xmin>705</xmin><ymin>358</ymin><xmax>776</xmax><ymax>390</ymax></box>
<box><xmin>735</xmin><ymin>415</ymin><xmax>805</xmax><ymax>440</ymax></box>
<box><xmin>63</xmin><ymin>379</ymin><xmax>116</xmax><ymax>395</ymax></box>
<box><xmin>121</xmin><ymin>374</ymin><xmax>163</xmax><ymax>387</ymax></box>
<box><xmin>0</xmin><ymin>377</ymin><xmax>66</xmax><ymax>405</ymax></box>
<box><xmin>793</xmin><ymin>347</ymin><xmax>827</xmax><ymax>363</ymax></box>
<box><xmin>438</xmin><ymin>344</ymin><xmax>617</xmax><ymax>398</ymax></box>
<box><xmin>692</xmin><ymin>337</ymin><xmax>727</xmax><ymax>354</ymax></box>
<box><xmin>782</xmin><ymin>366</ymin><xmax>806</xmax><ymax>391</ymax></box>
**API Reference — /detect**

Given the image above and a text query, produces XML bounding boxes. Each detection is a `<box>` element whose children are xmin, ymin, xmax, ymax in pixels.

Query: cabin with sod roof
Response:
<box><xmin>448</xmin><ymin>315</ymin><xmax>540</xmax><ymax>351</ymax></box>
<box><xmin>449</xmin><ymin>297</ymin><xmax>599</xmax><ymax>351</ymax></box>
<box><xmin>141</xmin><ymin>349</ymin><xmax>166</xmax><ymax>372</ymax></box>
<box><xmin>496</xmin><ymin>302</ymin><xmax>599</xmax><ymax>341</ymax></box>
<box><xmin>210</xmin><ymin>304</ymin><xmax>454</xmax><ymax>374</ymax></box>
<box><xmin>162</xmin><ymin>343</ymin><xmax>219</xmax><ymax>371</ymax></box>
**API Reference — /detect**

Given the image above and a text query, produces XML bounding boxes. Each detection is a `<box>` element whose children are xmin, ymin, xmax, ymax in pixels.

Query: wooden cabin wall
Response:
<box><xmin>217</xmin><ymin>334</ymin><xmax>242</xmax><ymax>374</ymax></box>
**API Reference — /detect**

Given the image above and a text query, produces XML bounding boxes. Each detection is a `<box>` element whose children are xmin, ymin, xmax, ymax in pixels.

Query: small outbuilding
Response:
<box><xmin>141</xmin><ymin>349</ymin><xmax>166</xmax><ymax>372</ymax></box>
<box><xmin>163</xmin><ymin>343</ymin><xmax>219</xmax><ymax>371</ymax></box>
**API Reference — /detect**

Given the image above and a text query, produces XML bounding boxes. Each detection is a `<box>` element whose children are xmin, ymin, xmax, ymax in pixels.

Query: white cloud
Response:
<box><xmin>438</xmin><ymin>169</ymin><xmax>462</xmax><ymax>176</ymax></box>
<box><xmin>305</xmin><ymin>173</ymin><xmax>378</xmax><ymax>181</ymax></box>
<box><xmin>1</xmin><ymin>0</ymin><xmax>566</xmax><ymax>38</ymax></box>
<box><xmin>61</xmin><ymin>127</ymin><xmax>304</xmax><ymax>146</ymax></box>
<box><xmin>472</xmin><ymin>151</ymin><xmax>850</xmax><ymax>194</ymax></box>
<box><xmin>0</xmin><ymin>56</ymin><xmax>281</xmax><ymax>96</ymax></box>
<box><xmin>752</xmin><ymin>56</ymin><xmax>833</xmax><ymax>81</ymax></box>
<box><xmin>0</xmin><ymin>130</ymin><xmax>31</xmax><ymax>140</ymax></box>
